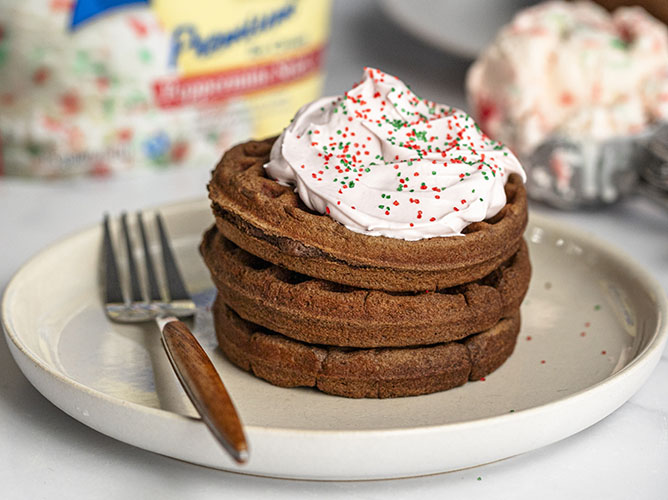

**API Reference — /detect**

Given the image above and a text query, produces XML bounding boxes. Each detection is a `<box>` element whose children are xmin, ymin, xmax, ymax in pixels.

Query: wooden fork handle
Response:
<box><xmin>159</xmin><ymin>319</ymin><xmax>248</xmax><ymax>463</ymax></box>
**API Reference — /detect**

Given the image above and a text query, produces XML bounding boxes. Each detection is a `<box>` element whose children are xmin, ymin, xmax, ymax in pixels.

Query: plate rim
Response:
<box><xmin>0</xmin><ymin>198</ymin><xmax>668</xmax><ymax>434</ymax></box>
<box><xmin>378</xmin><ymin>0</ymin><xmax>480</xmax><ymax>59</ymax></box>
<box><xmin>0</xmin><ymin>198</ymin><xmax>668</xmax><ymax>435</ymax></box>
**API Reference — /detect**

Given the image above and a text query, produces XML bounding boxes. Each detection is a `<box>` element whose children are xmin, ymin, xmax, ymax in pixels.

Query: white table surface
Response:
<box><xmin>2</xmin><ymin>2</ymin><xmax>667</xmax><ymax>498</ymax></box>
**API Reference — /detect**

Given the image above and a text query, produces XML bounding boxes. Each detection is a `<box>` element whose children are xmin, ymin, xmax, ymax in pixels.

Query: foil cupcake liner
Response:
<box><xmin>637</xmin><ymin>123</ymin><xmax>668</xmax><ymax>210</ymax></box>
<box><xmin>522</xmin><ymin>126</ymin><xmax>662</xmax><ymax>209</ymax></box>
<box><xmin>640</xmin><ymin>123</ymin><xmax>668</xmax><ymax>189</ymax></box>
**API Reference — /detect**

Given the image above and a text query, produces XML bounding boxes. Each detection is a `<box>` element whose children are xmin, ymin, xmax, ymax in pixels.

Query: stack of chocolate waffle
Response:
<box><xmin>201</xmin><ymin>139</ymin><xmax>531</xmax><ymax>398</ymax></box>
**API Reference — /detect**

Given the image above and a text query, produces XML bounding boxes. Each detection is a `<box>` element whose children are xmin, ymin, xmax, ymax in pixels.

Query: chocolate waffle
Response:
<box><xmin>213</xmin><ymin>298</ymin><xmax>521</xmax><ymax>398</ymax></box>
<box><xmin>207</xmin><ymin>138</ymin><xmax>528</xmax><ymax>292</ymax></box>
<box><xmin>201</xmin><ymin>226</ymin><xmax>531</xmax><ymax>348</ymax></box>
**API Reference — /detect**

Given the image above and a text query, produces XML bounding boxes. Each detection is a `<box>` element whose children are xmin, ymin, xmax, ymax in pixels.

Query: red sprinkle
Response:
<box><xmin>60</xmin><ymin>92</ymin><xmax>80</xmax><ymax>114</ymax></box>
<box><xmin>32</xmin><ymin>67</ymin><xmax>50</xmax><ymax>85</ymax></box>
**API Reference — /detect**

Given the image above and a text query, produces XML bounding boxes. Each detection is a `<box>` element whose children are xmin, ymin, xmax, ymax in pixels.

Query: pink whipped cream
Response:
<box><xmin>467</xmin><ymin>1</ymin><xmax>668</xmax><ymax>157</ymax></box>
<box><xmin>265</xmin><ymin>67</ymin><xmax>525</xmax><ymax>240</ymax></box>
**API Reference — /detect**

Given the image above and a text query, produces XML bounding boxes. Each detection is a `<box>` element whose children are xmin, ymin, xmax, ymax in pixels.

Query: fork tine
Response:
<box><xmin>102</xmin><ymin>214</ymin><xmax>124</xmax><ymax>305</ymax></box>
<box><xmin>137</xmin><ymin>212</ymin><xmax>162</xmax><ymax>302</ymax></box>
<box><xmin>121</xmin><ymin>212</ymin><xmax>143</xmax><ymax>303</ymax></box>
<box><xmin>155</xmin><ymin>213</ymin><xmax>191</xmax><ymax>301</ymax></box>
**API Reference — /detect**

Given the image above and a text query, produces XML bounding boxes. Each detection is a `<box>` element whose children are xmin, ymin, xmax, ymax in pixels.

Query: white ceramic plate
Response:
<box><xmin>378</xmin><ymin>0</ymin><xmax>538</xmax><ymax>59</ymax></box>
<box><xmin>3</xmin><ymin>199</ymin><xmax>667</xmax><ymax>480</ymax></box>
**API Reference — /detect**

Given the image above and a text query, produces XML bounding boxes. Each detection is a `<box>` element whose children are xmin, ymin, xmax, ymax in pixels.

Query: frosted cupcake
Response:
<box><xmin>466</xmin><ymin>1</ymin><xmax>668</xmax><ymax>206</ymax></box>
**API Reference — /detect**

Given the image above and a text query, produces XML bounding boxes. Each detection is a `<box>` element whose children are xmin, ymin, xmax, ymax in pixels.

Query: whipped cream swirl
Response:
<box><xmin>265</xmin><ymin>67</ymin><xmax>526</xmax><ymax>240</ymax></box>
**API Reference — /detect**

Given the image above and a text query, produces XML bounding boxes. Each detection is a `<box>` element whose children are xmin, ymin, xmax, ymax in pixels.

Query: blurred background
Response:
<box><xmin>0</xmin><ymin>0</ymin><xmax>668</xmax><ymax>209</ymax></box>
<box><xmin>1</xmin><ymin>0</ymin><xmax>668</xmax><ymax>209</ymax></box>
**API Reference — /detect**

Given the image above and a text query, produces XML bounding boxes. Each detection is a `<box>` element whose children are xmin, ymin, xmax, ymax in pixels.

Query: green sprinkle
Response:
<box><xmin>74</xmin><ymin>50</ymin><xmax>90</xmax><ymax>74</ymax></box>
<box><xmin>389</xmin><ymin>118</ymin><xmax>404</xmax><ymax>130</ymax></box>
<box><xmin>102</xmin><ymin>98</ymin><xmax>115</xmax><ymax>116</ymax></box>
<box><xmin>26</xmin><ymin>142</ymin><xmax>42</xmax><ymax>156</ymax></box>
<box><xmin>594</xmin><ymin>304</ymin><xmax>601</xmax><ymax>311</ymax></box>
<box><xmin>138</xmin><ymin>48</ymin><xmax>153</xmax><ymax>63</ymax></box>
<box><xmin>611</xmin><ymin>38</ymin><xmax>628</xmax><ymax>50</ymax></box>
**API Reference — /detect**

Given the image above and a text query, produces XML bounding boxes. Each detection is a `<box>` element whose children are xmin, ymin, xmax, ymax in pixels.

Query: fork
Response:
<box><xmin>102</xmin><ymin>211</ymin><xmax>248</xmax><ymax>463</ymax></box>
